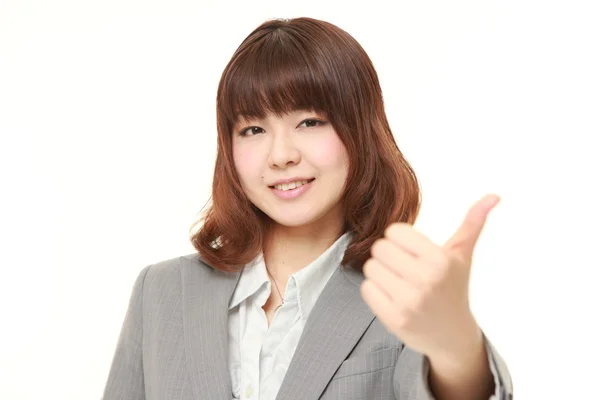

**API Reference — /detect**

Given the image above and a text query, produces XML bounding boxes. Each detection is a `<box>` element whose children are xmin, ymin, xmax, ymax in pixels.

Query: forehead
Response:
<box><xmin>219</xmin><ymin>43</ymin><xmax>334</xmax><ymax>129</ymax></box>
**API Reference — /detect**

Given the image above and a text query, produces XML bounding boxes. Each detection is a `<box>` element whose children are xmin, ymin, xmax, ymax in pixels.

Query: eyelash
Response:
<box><xmin>237</xmin><ymin>119</ymin><xmax>328</xmax><ymax>137</ymax></box>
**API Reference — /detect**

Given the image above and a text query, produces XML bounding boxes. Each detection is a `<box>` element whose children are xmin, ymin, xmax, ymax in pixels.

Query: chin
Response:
<box><xmin>267</xmin><ymin>213</ymin><xmax>318</xmax><ymax>228</ymax></box>
<box><xmin>252</xmin><ymin>196</ymin><xmax>341</xmax><ymax>229</ymax></box>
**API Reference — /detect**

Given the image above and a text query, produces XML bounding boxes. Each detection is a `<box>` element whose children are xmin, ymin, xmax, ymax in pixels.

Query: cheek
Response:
<box><xmin>233</xmin><ymin>146</ymin><xmax>261</xmax><ymax>184</ymax></box>
<box><xmin>310</xmin><ymin>135</ymin><xmax>349</xmax><ymax>171</ymax></box>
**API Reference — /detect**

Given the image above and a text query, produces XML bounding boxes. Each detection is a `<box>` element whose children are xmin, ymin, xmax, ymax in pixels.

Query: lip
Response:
<box><xmin>269</xmin><ymin>178</ymin><xmax>315</xmax><ymax>200</ymax></box>
<box><xmin>268</xmin><ymin>177</ymin><xmax>315</xmax><ymax>187</ymax></box>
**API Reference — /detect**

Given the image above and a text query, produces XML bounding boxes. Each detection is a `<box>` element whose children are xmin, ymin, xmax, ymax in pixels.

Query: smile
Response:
<box><xmin>270</xmin><ymin>178</ymin><xmax>315</xmax><ymax>191</ymax></box>
<box><xmin>269</xmin><ymin>178</ymin><xmax>315</xmax><ymax>199</ymax></box>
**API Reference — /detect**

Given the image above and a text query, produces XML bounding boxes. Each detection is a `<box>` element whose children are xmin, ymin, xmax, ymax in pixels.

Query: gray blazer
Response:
<box><xmin>102</xmin><ymin>253</ymin><xmax>513</xmax><ymax>399</ymax></box>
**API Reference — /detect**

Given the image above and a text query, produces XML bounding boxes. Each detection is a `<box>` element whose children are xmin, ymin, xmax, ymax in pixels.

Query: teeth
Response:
<box><xmin>274</xmin><ymin>180</ymin><xmax>310</xmax><ymax>191</ymax></box>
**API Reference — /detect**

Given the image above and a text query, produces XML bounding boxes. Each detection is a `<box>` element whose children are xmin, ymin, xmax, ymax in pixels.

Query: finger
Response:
<box><xmin>384</xmin><ymin>222</ymin><xmax>442</xmax><ymax>260</ymax></box>
<box><xmin>444</xmin><ymin>194</ymin><xmax>500</xmax><ymax>256</ymax></box>
<box><xmin>363</xmin><ymin>257</ymin><xmax>415</xmax><ymax>301</ymax></box>
<box><xmin>371</xmin><ymin>238</ymin><xmax>440</xmax><ymax>283</ymax></box>
<box><xmin>360</xmin><ymin>279</ymin><xmax>402</xmax><ymax>329</ymax></box>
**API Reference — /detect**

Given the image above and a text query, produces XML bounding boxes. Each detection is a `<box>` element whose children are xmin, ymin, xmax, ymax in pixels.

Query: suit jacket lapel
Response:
<box><xmin>182</xmin><ymin>255</ymin><xmax>242</xmax><ymax>400</ymax></box>
<box><xmin>275</xmin><ymin>265</ymin><xmax>375</xmax><ymax>400</ymax></box>
<box><xmin>182</xmin><ymin>255</ymin><xmax>374</xmax><ymax>400</ymax></box>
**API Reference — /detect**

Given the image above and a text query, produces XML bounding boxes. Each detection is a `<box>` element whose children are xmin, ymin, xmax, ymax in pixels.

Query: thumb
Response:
<box><xmin>443</xmin><ymin>194</ymin><xmax>500</xmax><ymax>261</ymax></box>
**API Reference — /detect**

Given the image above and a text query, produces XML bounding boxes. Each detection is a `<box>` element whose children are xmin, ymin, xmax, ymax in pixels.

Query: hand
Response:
<box><xmin>360</xmin><ymin>194</ymin><xmax>500</xmax><ymax>362</ymax></box>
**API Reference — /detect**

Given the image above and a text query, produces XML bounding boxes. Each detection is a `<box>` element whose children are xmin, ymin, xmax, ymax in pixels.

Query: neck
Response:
<box><xmin>263</xmin><ymin>219</ymin><xmax>345</xmax><ymax>280</ymax></box>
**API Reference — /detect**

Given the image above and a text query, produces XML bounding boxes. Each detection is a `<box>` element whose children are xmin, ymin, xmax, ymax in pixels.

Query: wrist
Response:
<box><xmin>430</xmin><ymin>315</ymin><xmax>484</xmax><ymax>371</ymax></box>
<box><xmin>426</xmin><ymin>328</ymin><xmax>495</xmax><ymax>400</ymax></box>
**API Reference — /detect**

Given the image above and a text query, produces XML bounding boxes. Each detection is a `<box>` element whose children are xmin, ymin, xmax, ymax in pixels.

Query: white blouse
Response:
<box><xmin>227</xmin><ymin>232</ymin><xmax>353</xmax><ymax>400</ymax></box>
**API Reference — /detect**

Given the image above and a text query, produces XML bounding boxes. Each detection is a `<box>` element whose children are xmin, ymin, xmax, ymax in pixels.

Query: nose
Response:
<box><xmin>268</xmin><ymin>130</ymin><xmax>301</xmax><ymax>169</ymax></box>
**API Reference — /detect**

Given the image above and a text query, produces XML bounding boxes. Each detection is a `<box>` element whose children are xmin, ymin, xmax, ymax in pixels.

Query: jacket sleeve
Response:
<box><xmin>393</xmin><ymin>333</ymin><xmax>514</xmax><ymax>399</ymax></box>
<box><xmin>102</xmin><ymin>264</ymin><xmax>152</xmax><ymax>400</ymax></box>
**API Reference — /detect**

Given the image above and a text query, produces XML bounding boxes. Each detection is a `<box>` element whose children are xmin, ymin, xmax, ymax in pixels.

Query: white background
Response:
<box><xmin>1</xmin><ymin>0</ymin><xmax>598</xmax><ymax>398</ymax></box>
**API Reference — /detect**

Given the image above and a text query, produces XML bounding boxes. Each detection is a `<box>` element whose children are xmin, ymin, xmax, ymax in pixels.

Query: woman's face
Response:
<box><xmin>232</xmin><ymin>109</ymin><xmax>349</xmax><ymax>231</ymax></box>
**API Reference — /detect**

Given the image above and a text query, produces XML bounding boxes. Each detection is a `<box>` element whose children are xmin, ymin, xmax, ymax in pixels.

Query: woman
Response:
<box><xmin>102</xmin><ymin>17</ymin><xmax>513</xmax><ymax>399</ymax></box>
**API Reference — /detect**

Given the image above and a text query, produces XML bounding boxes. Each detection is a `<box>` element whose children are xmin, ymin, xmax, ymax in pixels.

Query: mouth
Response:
<box><xmin>269</xmin><ymin>178</ymin><xmax>316</xmax><ymax>191</ymax></box>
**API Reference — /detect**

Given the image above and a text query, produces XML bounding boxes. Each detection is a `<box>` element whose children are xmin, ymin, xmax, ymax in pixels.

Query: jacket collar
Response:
<box><xmin>227</xmin><ymin>232</ymin><xmax>353</xmax><ymax>321</ymax></box>
<box><xmin>181</xmin><ymin>249</ymin><xmax>375</xmax><ymax>400</ymax></box>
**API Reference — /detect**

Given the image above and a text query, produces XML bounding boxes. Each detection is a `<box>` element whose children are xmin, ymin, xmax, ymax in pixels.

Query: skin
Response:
<box><xmin>361</xmin><ymin>194</ymin><xmax>500</xmax><ymax>399</ymax></box>
<box><xmin>232</xmin><ymin>109</ymin><xmax>350</xmax><ymax>279</ymax></box>
<box><xmin>232</xmin><ymin>109</ymin><xmax>349</xmax><ymax>325</ymax></box>
<box><xmin>232</xmin><ymin>108</ymin><xmax>496</xmax><ymax>398</ymax></box>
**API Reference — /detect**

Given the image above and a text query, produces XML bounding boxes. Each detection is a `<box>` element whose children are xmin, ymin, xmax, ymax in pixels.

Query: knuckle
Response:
<box><xmin>363</xmin><ymin>258</ymin><xmax>376</xmax><ymax>277</ymax></box>
<box><xmin>384</xmin><ymin>222</ymin><xmax>410</xmax><ymax>239</ymax></box>
<box><xmin>383</xmin><ymin>223</ymin><xmax>399</xmax><ymax>238</ymax></box>
<box><xmin>371</xmin><ymin>238</ymin><xmax>386</xmax><ymax>256</ymax></box>
<box><xmin>360</xmin><ymin>280</ymin><xmax>376</xmax><ymax>298</ymax></box>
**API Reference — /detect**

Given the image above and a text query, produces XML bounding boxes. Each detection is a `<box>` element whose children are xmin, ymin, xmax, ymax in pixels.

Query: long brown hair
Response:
<box><xmin>189</xmin><ymin>17</ymin><xmax>420</xmax><ymax>273</ymax></box>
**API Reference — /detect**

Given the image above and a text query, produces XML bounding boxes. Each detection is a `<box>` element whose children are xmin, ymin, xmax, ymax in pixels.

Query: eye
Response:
<box><xmin>238</xmin><ymin>126</ymin><xmax>265</xmax><ymax>137</ymax></box>
<box><xmin>298</xmin><ymin>119</ymin><xmax>327</xmax><ymax>128</ymax></box>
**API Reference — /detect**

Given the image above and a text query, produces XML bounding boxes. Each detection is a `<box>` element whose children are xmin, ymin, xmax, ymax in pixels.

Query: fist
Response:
<box><xmin>360</xmin><ymin>194</ymin><xmax>500</xmax><ymax>361</ymax></box>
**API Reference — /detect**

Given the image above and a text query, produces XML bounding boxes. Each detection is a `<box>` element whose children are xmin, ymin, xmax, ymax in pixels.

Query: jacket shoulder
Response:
<box><xmin>141</xmin><ymin>252</ymin><xmax>212</xmax><ymax>293</ymax></box>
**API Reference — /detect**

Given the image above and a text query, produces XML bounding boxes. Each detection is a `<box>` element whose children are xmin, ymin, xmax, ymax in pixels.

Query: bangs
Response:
<box><xmin>218</xmin><ymin>32</ymin><xmax>333</xmax><ymax>126</ymax></box>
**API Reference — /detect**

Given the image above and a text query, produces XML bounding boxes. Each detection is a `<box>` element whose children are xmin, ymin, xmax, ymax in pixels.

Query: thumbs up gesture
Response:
<box><xmin>360</xmin><ymin>194</ymin><xmax>500</xmax><ymax>362</ymax></box>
